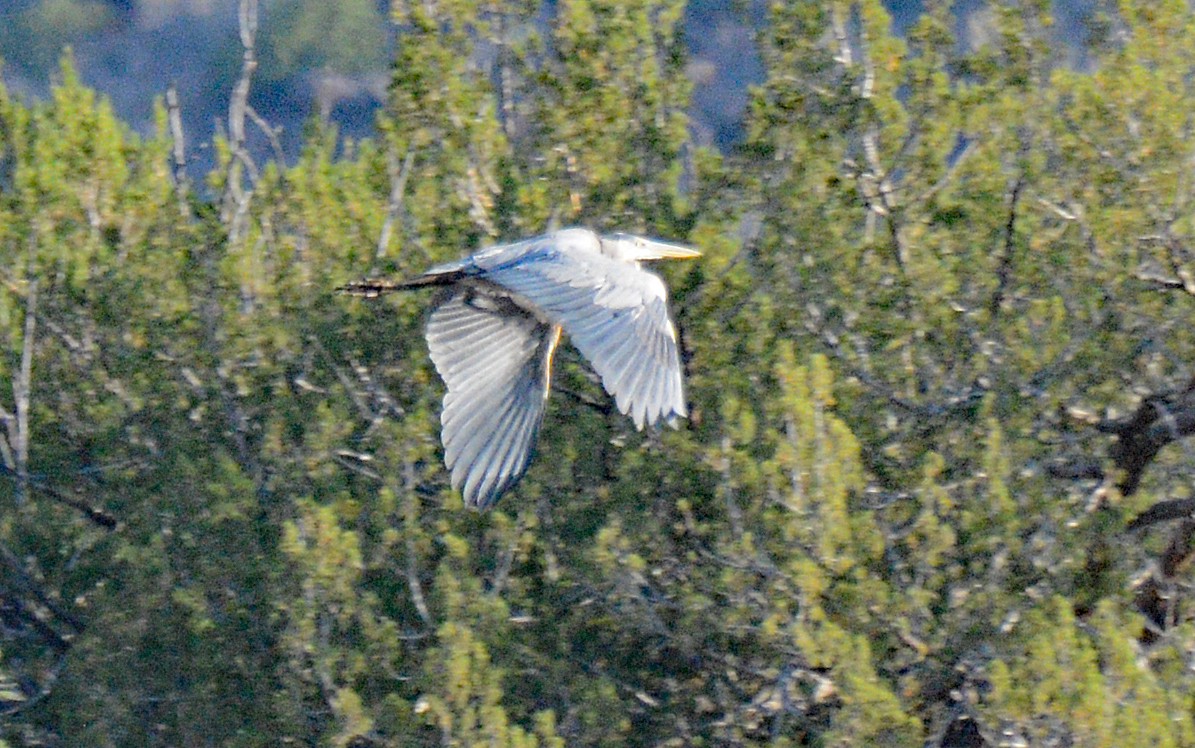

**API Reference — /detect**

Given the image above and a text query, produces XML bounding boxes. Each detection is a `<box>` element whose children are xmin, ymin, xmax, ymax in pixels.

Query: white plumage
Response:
<box><xmin>343</xmin><ymin>227</ymin><xmax>700</xmax><ymax>508</ymax></box>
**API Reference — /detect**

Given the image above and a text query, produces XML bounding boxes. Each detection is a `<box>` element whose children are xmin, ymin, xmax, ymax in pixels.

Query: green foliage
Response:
<box><xmin>984</xmin><ymin>599</ymin><xmax>1194</xmax><ymax>747</ymax></box>
<box><xmin>261</xmin><ymin>0</ymin><xmax>389</xmax><ymax>80</ymax></box>
<box><xmin>7</xmin><ymin>1</ymin><xmax>1195</xmax><ymax>746</ymax></box>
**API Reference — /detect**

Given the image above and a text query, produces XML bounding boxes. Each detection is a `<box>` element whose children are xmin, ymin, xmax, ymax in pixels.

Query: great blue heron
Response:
<box><xmin>341</xmin><ymin>227</ymin><xmax>700</xmax><ymax>508</ymax></box>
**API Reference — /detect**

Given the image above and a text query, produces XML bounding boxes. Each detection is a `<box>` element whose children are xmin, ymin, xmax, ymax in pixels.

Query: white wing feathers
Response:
<box><xmin>415</xmin><ymin>231</ymin><xmax>690</xmax><ymax>507</ymax></box>
<box><xmin>480</xmin><ymin>245</ymin><xmax>686</xmax><ymax>430</ymax></box>
<box><xmin>426</xmin><ymin>288</ymin><xmax>552</xmax><ymax>508</ymax></box>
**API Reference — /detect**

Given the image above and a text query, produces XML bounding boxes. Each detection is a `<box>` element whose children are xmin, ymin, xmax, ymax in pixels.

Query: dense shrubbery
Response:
<box><xmin>4</xmin><ymin>1</ymin><xmax>1195</xmax><ymax>745</ymax></box>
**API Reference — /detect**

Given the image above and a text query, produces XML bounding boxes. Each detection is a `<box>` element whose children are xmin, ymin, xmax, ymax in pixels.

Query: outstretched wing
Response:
<box><xmin>425</xmin><ymin>286</ymin><xmax>555</xmax><ymax>508</ymax></box>
<box><xmin>478</xmin><ymin>242</ymin><xmax>686</xmax><ymax>430</ymax></box>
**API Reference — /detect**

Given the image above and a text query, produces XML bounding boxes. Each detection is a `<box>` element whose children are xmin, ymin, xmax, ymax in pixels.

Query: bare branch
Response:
<box><xmin>12</xmin><ymin>470</ymin><xmax>118</xmax><ymax>529</ymax></box>
<box><xmin>1128</xmin><ymin>498</ymin><xmax>1195</xmax><ymax>532</ymax></box>
<box><xmin>0</xmin><ymin>646</ymin><xmax>68</xmax><ymax>717</ymax></box>
<box><xmin>221</xmin><ymin>0</ymin><xmax>260</xmax><ymax>243</ymax></box>
<box><xmin>377</xmin><ymin>146</ymin><xmax>415</xmax><ymax>261</ymax></box>
<box><xmin>462</xmin><ymin>159</ymin><xmax>498</xmax><ymax>237</ymax></box>
<box><xmin>1063</xmin><ymin>379</ymin><xmax>1195</xmax><ymax>497</ymax></box>
<box><xmin>1163</xmin><ymin>231</ymin><xmax>1195</xmax><ymax>294</ymax></box>
<box><xmin>403</xmin><ymin>460</ymin><xmax>433</xmax><ymax>629</ymax></box>
<box><xmin>165</xmin><ymin>84</ymin><xmax>191</xmax><ymax>217</ymax></box>
<box><xmin>332</xmin><ymin>450</ymin><xmax>383</xmax><ymax>482</ymax></box>
<box><xmin>551</xmin><ymin>384</ymin><xmax>614</xmax><ymax>416</ymax></box>
<box><xmin>552</xmin><ymin>144</ymin><xmax>584</xmax><ymax>218</ymax></box>
<box><xmin>801</xmin><ymin>303</ymin><xmax>987</xmax><ymax>420</ymax></box>
<box><xmin>1038</xmin><ymin>197</ymin><xmax>1078</xmax><ymax>222</ymax></box>
<box><xmin>721</xmin><ymin>433</ymin><xmax>744</xmax><ymax>541</ymax></box>
<box><xmin>0</xmin><ymin>406</ymin><xmax>14</xmax><ymax>475</ymax></box>
<box><xmin>989</xmin><ymin>173</ymin><xmax>1025</xmax><ymax>317</ymax></box>
<box><xmin>1134</xmin><ymin>516</ymin><xmax>1195</xmax><ymax>643</ymax></box>
<box><xmin>347</xmin><ymin>357</ymin><xmax>405</xmax><ymax>421</ymax></box>
<box><xmin>831</xmin><ymin>4</ymin><xmax>852</xmax><ymax>67</ymax></box>
<box><xmin>1135</xmin><ymin>266</ymin><xmax>1195</xmax><ymax>295</ymax></box>
<box><xmin>13</xmin><ymin>280</ymin><xmax>37</xmax><ymax>504</ymax></box>
<box><xmin>245</xmin><ymin>104</ymin><xmax>285</xmax><ymax>169</ymax></box>
<box><xmin>1045</xmin><ymin>458</ymin><xmax>1104</xmax><ymax>482</ymax></box>
<box><xmin>489</xmin><ymin>508</ymin><xmax>530</xmax><ymax>598</ymax></box>
<box><xmin>494</xmin><ymin>11</ymin><xmax>517</xmax><ymax>139</ymax></box>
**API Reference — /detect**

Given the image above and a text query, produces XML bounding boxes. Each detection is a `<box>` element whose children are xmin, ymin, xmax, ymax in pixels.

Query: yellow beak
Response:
<box><xmin>639</xmin><ymin>240</ymin><xmax>702</xmax><ymax>261</ymax></box>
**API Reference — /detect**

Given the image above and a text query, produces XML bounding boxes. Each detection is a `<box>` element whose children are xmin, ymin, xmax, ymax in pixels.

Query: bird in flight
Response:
<box><xmin>341</xmin><ymin>228</ymin><xmax>700</xmax><ymax>508</ymax></box>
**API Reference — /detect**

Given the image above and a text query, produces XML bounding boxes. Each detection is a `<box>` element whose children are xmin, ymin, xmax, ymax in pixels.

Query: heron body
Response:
<box><xmin>343</xmin><ymin>227</ymin><xmax>700</xmax><ymax>508</ymax></box>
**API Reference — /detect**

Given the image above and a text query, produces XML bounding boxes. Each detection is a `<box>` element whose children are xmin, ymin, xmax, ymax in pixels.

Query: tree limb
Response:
<box><xmin>1127</xmin><ymin>498</ymin><xmax>1195</xmax><ymax>532</ymax></box>
<box><xmin>377</xmin><ymin>146</ymin><xmax>414</xmax><ymax>262</ymax></box>
<box><xmin>989</xmin><ymin>173</ymin><xmax>1025</xmax><ymax>317</ymax></box>
<box><xmin>165</xmin><ymin>84</ymin><xmax>191</xmax><ymax>218</ymax></box>
<box><xmin>402</xmin><ymin>460</ymin><xmax>432</xmax><ymax>630</ymax></box>
<box><xmin>221</xmin><ymin>0</ymin><xmax>260</xmax><ymax>245</ymax></box>
<box><xmin>1099</xmin><ymin>378</ymin><xmax>1195</xmax><ymax>496</ymax></box>
<box><xmin>13</xmin><ymin>280</ymin><xmax>37</xmax><ymax>504</ymax></box>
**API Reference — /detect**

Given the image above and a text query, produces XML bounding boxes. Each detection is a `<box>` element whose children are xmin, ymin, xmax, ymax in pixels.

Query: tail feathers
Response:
<box><xmin>337</xmin><ymin>274</ymin><xmax>456</xmax><ymax>297</ymax></box>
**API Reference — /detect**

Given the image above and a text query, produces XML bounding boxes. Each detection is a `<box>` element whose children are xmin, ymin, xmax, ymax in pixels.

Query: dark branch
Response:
<box><xmin>989</xmin><ymin>173</ymin><xmax>1024</xmax><ymax>317</ymax></box>
<box><xmin>0</xmin><ymin>460</ymin><xmax>118</xmax><ymax>529</ymax></box>
<box><xmin>1045</xmin><ymin>458</ymin><xmax>1104</xmax><ymax>482</ymax></box>
<box><xmin>1135</xmin><ymin>518</ymin><xmax>1195</xmax><ymax>643</ymax></box>
<box><xmin>552</xmin><ymin>384</ymin><xmax>615</xmax><ymax>416</ymax></box>
<box><xmin>0</xmin><ymin>542</ymin><xmax>83</xmax><ymax>634</ymax></box>
<box><xmin>1100</xmin><ymin>378</ymin><xmax>1195</xmax><ymax>495</ymax></box>
<box><xmin>1128</xmin><ymin>498</ymin><xmax>1195</xmax><ymax>532</ymax></box>
<box><xmin>338</xmin><ymin>273</ymin><xmax>453</xmax><ymax>296</ymax></box>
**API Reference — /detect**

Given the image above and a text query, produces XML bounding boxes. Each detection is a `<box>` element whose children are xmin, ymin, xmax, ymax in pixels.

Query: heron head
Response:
<box><xmin>601</xmin><ymin>233</ymin><xmax>701</xmax><ymax>264</ymax></box>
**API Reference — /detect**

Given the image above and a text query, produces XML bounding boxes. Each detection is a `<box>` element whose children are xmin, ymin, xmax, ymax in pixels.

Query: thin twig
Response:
<box><xmin>10</xmin><ymin>471</ymin><xmax>118</xmax><ymax>529</ymax></box>
<box><xmin>489</xmin><ymin>508</ymin><xmax>527</xmax><ymax>597</ymax></box>
<box><xmin>332</xmin><ymin>451</ymin><xmax>383</xmax><ymax>482</ymax></box>
<box><xmin>1135</xmin><ymin>267</ymin><xmax>1195</xmax><ymax>295</ymax></box>
<box><xmin>719</xmin><ymin>433</ymin><xmax>744</xmax><ymax>541</ymax></box>
<box><xmin>552</xmin><ymin>384</ymin><xmax>614</xmax><ymax>416</ymax></box>
<box><xmin>831</xmin><ymin>3</ymin><xmax>852</xmax><ymax>67</ymax></box>
<box><xmin>14</xmin><ymin>280</ymin><xmax>37</xmax><ymax>504</ymax></box>
<box><xmin>403</xmin><ymin>460</ymin><xmax>433</xmax><ymax>629</ymax></box>
<box><xmin>0</xmin><ymin>405</ymin><xmax>13</xmax><ymax>475</ymax></box>
<box><xmin>377</xmin><ymin>146</ymin><xmax>415</xmax><ymax>261</ymax></box>
<box><xmin>463</xmin><ymin>155</ymin><xmax>498</xmax><ymax>237</ymax></box>
<box><xmin>246</xmin><ymin>104</ymin><xmax>285</xmax><ymax>169</ymax></box>
<box><xmin>913</xmin><ymin>140</ymin><xmax>975</xmax><ymax>205</ymax></box>
<box><xmin>989</xmin><ymin>173</ymin><xmax>1025</xmax><ymax>317</ymax></box>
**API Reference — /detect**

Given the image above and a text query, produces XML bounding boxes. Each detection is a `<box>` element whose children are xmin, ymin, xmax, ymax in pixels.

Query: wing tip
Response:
<box><xmin>465</xmin><ymin>488</ymin><xmax>502</xmax><ymax>511</ymax></box>
<box><xmin>460</xmin><ymin>471</ymin><xmax>522</xmax><ymax>511</ymax></box>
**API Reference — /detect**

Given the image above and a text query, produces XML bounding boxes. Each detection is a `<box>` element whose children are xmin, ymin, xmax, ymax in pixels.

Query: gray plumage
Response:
<box><xmin>342</xmin><ymin>227</ymin><xmax>700</xmax><ymax>508</ymax></box>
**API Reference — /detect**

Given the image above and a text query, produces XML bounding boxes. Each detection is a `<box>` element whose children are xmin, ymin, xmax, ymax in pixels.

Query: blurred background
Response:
<box><xmin>0</xmin><ymin>0</ymin><xmax>1099</xmax><ymax>177</ymax></box>
<box><xmin>0</xmin><ymin>0</ymin><xmax>757</xmax><ymax>173</ymax></box>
